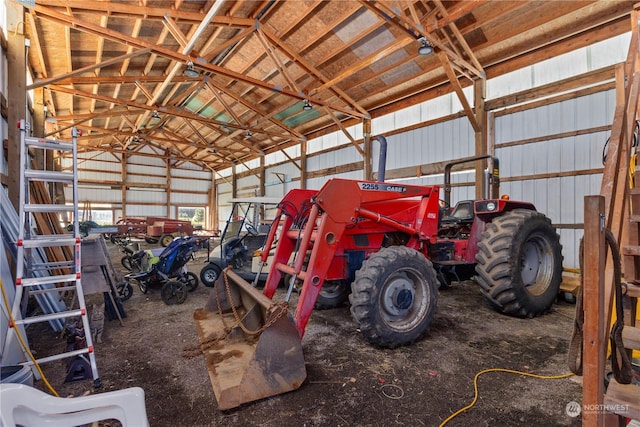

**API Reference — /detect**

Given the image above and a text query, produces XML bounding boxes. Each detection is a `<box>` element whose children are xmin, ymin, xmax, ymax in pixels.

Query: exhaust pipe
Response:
<box><xmin>375</xmin><ymin>135</ymin><xmax>387</xmax><ymax>182</ymax></box>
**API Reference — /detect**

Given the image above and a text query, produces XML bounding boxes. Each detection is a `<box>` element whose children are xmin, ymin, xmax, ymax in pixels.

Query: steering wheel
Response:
<box><xmin>245</xmin><ymin>222</ymin><xmax>259</xmax><ymax>236</ymax></box>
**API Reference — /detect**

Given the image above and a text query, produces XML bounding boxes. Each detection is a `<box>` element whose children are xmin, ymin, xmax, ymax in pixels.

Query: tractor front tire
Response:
<box><xmin>350</xmin><ymin>246</ymin><xmax>438</xmax><ymax>348</ymax></box>
<box><xmin>475</xmin><ymin>209</ymin><xmax>563</xmax><ymax>318</ymax></box>
<box><xmin>315</xmin><ymin>281</ymin><xmax>350</xmax><ymax>310</ymax></box>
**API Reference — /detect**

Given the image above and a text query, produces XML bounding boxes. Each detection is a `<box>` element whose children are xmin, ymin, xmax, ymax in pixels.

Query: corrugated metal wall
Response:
<box><xmin>494</xmin><ymin>90</ymin><xmax>615</xmax><ymax>268</ymax></box>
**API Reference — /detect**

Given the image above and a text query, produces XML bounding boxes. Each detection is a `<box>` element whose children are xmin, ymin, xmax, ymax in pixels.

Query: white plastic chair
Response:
<box><xmin>0</xmin><ymin>383</ymin><xmax>149</xmax><ymax>427</ymax></box>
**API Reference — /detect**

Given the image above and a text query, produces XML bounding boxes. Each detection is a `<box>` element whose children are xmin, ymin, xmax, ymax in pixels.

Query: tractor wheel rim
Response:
<box><xmin>379</xmin><ymin>270</ymin><xmax>427</xmax><ymax>331</ymax></box>
<box><xmin>520</xmin><ymin>233</ymin><xmax>555</xmax><ymax>296</ymax></box>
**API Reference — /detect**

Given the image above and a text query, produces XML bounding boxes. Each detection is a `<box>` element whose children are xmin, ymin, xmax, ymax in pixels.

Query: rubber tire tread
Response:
<box><xmin>315</xmin><ymin>281</ymin><xmax>350</xmax><ymax>310</ymax></box>
<box><xmin>160</xmin><ymin>234</ymin><xmax>174</xmax><ymax>247</ymax></box>
<box><xmin>161</xmin><ymin>280</ymin><xmax>188</xmax><ymax>305</ymax></box>
<box><xmin>182</xmin><ymin>271</ymin><xmax>199</xmax><ymax>292</ymax></box>
<box><xmin>118</xmin><ymin>283</ymin><xmax>133</xmax><ymax>301</ymax></box>
<box><xmin>200</xmin><ymin>263</ymin><xmax>222</xmax><ymax>287</ymax></box>
<box><xmin>475</xmin><ymin>209</ymin><xmax>563</xmax><ymax>318</ymax></box>
<box><xmin>349</xmin><ymin>246</ymin><xmax>438</xmax><ymax>349</ymax></box>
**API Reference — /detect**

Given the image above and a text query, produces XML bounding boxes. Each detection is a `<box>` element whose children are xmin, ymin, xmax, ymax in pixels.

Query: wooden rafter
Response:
<box><xmin>438</xmin><ymin>51</ymin><xmax>480</xmax><ymax>132</ymax></box>
<box><xmin>31</xmin><ymin>4</ymin><xmax>367</xmax><ymax>120</ymax></box>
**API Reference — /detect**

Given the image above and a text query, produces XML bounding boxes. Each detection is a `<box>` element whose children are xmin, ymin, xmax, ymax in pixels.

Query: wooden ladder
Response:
<box><xmin>604</xmin><ymin>179</ymin><xmax>640</xmax><ymax>421</ymax></box>
<box><xmin>581</xmin><ymin>6</ymin><xmax>640</xmax><ymax>426</ymax></box>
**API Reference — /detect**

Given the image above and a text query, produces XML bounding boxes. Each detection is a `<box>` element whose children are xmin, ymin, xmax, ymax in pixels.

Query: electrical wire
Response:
<box><xmin>439</xmin><ymin>368</ymin><xmax>573</xmax><ymax>427</ymax></box>
<box><xmin>0</xmin><ymin>278</ymin><xmax>59</xmax><ymax>396</ymax></box>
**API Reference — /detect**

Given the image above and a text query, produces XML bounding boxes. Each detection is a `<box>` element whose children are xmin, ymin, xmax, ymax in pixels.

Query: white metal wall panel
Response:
<box><xmin>175</xmin><ymin>161</ymin><xmax>205</xmax><ymax>171</ymax></box>
<box><xmin>216</xmin><ymin>181</ymin><xmax>232</xmax><ymax>197</ymax></box>
<box><xmin>589</xmin><ymin>33</ymin><xmax>630</xmax><ymax>69</ymax></box>
<box><xmin>493</xmin><ymin>87</ymin><xmax>615</xmax><ymax>270</ymax></box>
<box><xmin>307</xmin><ymin>170</ymin><xmax>363</xmax><ymax>190</ymax></box>
<box><xmin>236</xmin><ymin>174</ymin><xmax>260</xmax><ymax>197</ymax></box>
<box><xmin>420</xmin><ymin>93</ymin><xmax>454</xmax><ymax>122</ymax></box>
<box><xmin>487</xmin><ymin>67</ymin><xmax>534</xmax><ymax>100</ymax></box>
<box><xmin>533</xmin><ymin>49</ymin><xmax>588</xmax><ymax>87</ymax></box>
<box><xmin>65</xmin><ymin>186</ymin><xmax>122</xmax><ymax>203</ymax></box>
<box><xmin>127</xmin><ymin>152</ymin><xmax>166</xmax><ymax>167</ymax></box>
<box><xmin>126</xmin><ymin>163</ymin><xmax>165</xmax><ymax>176</ymax></box>
<box><xmin>126</xmin><ymin>205</ymin><xmax>166</xmax><ymax>217</ymax></box>
<box><xmin>171</xmin><ymin>192</ymin><xmax>207</xmax><ymax>205</ymax></box>
<box><xmin>126</xmin><ymin>188</ymin><xmax>167</xmax><ymax>204</ymax></box>
<box><xmin>394</xmin><ymin>103</ymin><xmax>421</xmax><ymax>129</ymax></box>
<box><xmin>171</xmin><ymin>168</ymin><xmax>210</xmax><ymax>180</ymax></box>
<box><xmin>306</xmin><ymin>145</ymin><xmax>362</xmax><ymax>172</ymax></box>
<box><xmin>171</xmin><ymin>177</ymin><xmax>208</xmax><ymax>192</ymax></box>
<box><xmin>217</xmin><ymin>192</ymin><xmax>234</xmax><ymax>226</ymax></box>
<box><xmin>81</xmin><ymin>171</ymin><xmax>121</xmax><ymax>182</ymax></box>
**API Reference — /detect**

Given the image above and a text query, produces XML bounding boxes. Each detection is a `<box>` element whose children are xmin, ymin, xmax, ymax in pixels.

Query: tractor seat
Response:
<box><xmin>441</xmin><ymin>200</ymin><xmax>475</xmax><ymax>225</ymax></box>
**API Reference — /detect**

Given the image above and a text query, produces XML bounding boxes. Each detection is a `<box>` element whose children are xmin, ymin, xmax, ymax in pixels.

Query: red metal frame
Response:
<box><xmin>260</xmin><ymin>178</ymin><xmax>441</xmax><ymax>337</ymax></box>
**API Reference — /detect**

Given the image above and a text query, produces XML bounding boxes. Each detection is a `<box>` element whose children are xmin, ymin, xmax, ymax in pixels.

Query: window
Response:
<box><xmin>178</xmin><ymin>206</ymin><xmax>206</xmax><ymax>228</ymax></box>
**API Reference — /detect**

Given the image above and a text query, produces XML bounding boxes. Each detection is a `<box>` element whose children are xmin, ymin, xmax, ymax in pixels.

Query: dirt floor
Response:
<box><xmin>28</xmin><ymin>237</ymin><xmax>584</xmax><ymax>427</ymax></box>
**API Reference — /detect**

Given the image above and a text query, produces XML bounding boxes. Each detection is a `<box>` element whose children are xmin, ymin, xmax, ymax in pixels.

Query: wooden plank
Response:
<box><xmin>604</xmin><ymin>380</ymin><xmax>640</xmax><ymax>421</ymax></box>
<box><xmin>582</xmin><ymin>195</ymin><xmax>606</xmax><ymax>427</ymax></box>
<box><xmin>622</xmin><ymin>245</ymin><xmax>640</xmax><ymax>256</ymax></box>
<box><xmin>621</xmin><ymin>325</ymin><xmax>640</xmax><ymax>349</ymax></box>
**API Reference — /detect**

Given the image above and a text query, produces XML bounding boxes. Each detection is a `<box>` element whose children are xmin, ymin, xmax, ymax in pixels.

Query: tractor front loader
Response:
<box><xmin>193</xmin><ymin>156</ymin><xmax>563</xmax><ymax>410</ymax></box>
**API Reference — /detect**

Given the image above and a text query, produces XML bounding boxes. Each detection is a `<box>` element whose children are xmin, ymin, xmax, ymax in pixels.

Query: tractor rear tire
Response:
<box><xmin>349</xmin><ymin>246</ymin><xmax>438</xmax><ymax>348</ymax></box>
<box><xmin>315</xmin><ymin>281</ymin><xmax>350</xmax><ymax>310</ymax></box>
<box><xmin>475</xmin><ymin>209</ymin><xmax>563</xmax><ymax>318</ymax></box>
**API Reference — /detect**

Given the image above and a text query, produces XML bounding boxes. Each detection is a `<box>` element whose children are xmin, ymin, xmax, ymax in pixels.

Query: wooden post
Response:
<box><xmin>474</xmin><ymin>77</ymin><xmax>487</xmax><ymax>199</ymax></box>
<box><xmin>232</xmin><ymin>163</ymin><xmax>237</xmax><ymax>199</ymax></box>
<box><xmin>208</xmin><ymin>173</ymin><xmax>217</xmax><ymax>231</ymax></box>
<box><xmin>166</xmin><ymin>151</ymin><xmax>172</xmax><ymax>217</ymax></box>
<box><xmin>582</xmin><ymin>195</ymin><xmax>606</xmax><ymax>427</ymax></box>
<box><xmin>300</xmin><ymin>139</ymin><xmax>307</xmax><ymax>189</ymax></box>
<box><xmin>7</xmin><ymin>2</ymin><xmax>26</xmax><ymax>210</ymax></box>
<box><xmin>259</xmin><ymin>154</ymin><xmax>265</xmax><ymax>196</ymax></box>
<box><xmin>121</xmin><ymin>152</ymin><xmax>127</xmax><ymax>218</ymax></box>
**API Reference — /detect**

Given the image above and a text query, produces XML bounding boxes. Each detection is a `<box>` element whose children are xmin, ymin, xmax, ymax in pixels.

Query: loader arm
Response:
<box><xmin>193</xmin><ymin>178</ymin><xmax>442</xmax><ymax>410</ymax></box>
<box><xmin>263</xmin><ymin>178</ymin><xmax>441</xmax><ymax>338</ymax></box>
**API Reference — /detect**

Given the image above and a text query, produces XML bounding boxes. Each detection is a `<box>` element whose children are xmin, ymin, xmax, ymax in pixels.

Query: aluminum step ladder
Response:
<box><xmin>5</xmin><ymin>119</ymin><xmax>100</xmax><ymax>387</ymax></box>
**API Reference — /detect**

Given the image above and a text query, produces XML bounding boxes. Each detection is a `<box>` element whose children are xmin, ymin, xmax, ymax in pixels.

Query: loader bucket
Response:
<box><xmin>193</xmin><ymin>269</ymin><xmax>306</xmax><ymax>410</ymax></box>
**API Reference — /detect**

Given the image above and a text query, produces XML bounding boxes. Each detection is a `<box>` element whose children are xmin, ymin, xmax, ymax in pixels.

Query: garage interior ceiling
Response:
<box><xmin>25</xmin><ymin>0</ymin><xmax>633</xmax><ymax>171</ymax></box>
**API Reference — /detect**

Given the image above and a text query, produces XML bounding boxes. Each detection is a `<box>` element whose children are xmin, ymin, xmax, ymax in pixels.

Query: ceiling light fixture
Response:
<box><xmin>184</xmin><ymin>61</ymin><xmax>200</xmax><ymax>78</ymax></box>
<box><xmin>151</xmin><ymin>110</ymin><xmax>160</xmax><ymax>119</ymax></box>
<box><xmin>302</xmin><ymin>99</ymin><xmax>312</xmax><ymax>111</ymax></box>
<box><xmin>418</xmin><ymin>37</ymin><xmax>433</xmax><ymax>55</ymax></box>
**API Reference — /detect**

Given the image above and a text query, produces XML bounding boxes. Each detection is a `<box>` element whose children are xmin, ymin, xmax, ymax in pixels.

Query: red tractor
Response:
<box><xmin>193</xmin><ymin>148</ymin><xmax>563</xmax><ymax>410</ymax></box>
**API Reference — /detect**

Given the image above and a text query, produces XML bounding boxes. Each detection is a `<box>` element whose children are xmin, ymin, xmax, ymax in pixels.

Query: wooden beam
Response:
<box><xmin>7</xmin><ymin>2</ymin><xmax>26</xmax><ymax>210</ymax></box>
<box><xmin>438</xmin><ymin>51</ymin><xmax>480</xmax><ymax>132</ymax></box>
<box><xmin>474</xmin><ymin>77</ymin><xmax>487</xmax><ymax>199</ymax></box>
<box><xmin>582</xmin><ymin>195</ymin><xmax>606</xmax><ymax>427</ymax></box>
<box><xmin>27</xmin><ymin>48</ymin><xmax>152</xmax><ymax>90</ymax></box>
<box><xmin>323</xmin><ymin>106</ymin><xmax>365</xmax><ymax>157</ymax></box>
<box><xmin>31</xmin><ymin>4</ymin><xmax>366</xmax><ymax>120</ymax></box>
<box><xmin>162</xmin><ymin>15</ymin><xmax>188</xmax><ymax>49</ymax></box>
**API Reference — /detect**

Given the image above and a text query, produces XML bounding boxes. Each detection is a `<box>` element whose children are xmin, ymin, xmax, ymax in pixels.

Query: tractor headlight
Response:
<box><xmin>486</xmin><ymin>202</ymin><xmax>496</xmax><ymax>211</ymax></box>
